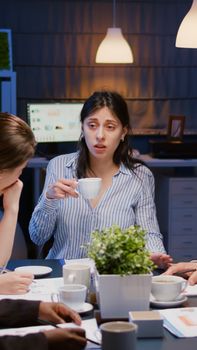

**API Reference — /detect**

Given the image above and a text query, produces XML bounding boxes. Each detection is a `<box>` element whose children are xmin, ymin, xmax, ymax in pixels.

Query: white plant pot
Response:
<box><xmin>95</xmin><ymin>272</ymin><xmax>152</xmax><ymax>319</ymax></box>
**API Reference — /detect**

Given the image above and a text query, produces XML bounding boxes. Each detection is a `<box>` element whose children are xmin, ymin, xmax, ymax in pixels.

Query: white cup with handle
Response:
<box><xmin>51</xmin><ymin>284</ymin><xmax>87</xmax><ymax>310</ymax></box>
<box><xmin>151</xmin><ymin>275</ymin><xmax>187</xmax><ymax>301</ymax></box>
<box><xmin>63</xmin><ymin>264</ymin><xmax>91</xmax><ymax>289</ymax></box>
<box><xmin>78</xmin><ymin>177</ymin><xmax>102</xmax><ymax>199</ymax></box>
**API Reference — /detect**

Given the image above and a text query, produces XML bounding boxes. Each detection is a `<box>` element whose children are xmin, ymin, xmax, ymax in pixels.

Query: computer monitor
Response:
<box><xmin>27</xmin><ymin>102</ymin><xmax>83</xmax><ymax>143</ymax></box>
<box><xmin>27</xmin><ymin>102</ymin><xmax>84</xmax><ymax>157</ymax></box>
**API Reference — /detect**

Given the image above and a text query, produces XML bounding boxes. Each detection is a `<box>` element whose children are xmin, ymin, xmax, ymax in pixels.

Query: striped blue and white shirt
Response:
<box><xmin>29</xmin><ymin>152</ymin><xmax>166</xmax><ymax>259</ymax></box>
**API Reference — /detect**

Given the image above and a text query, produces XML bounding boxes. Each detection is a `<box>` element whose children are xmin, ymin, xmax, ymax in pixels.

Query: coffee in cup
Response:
<box><xmin>151</xmin><ymin>275</ymin><xmax>187</xmax><ymax>301</ymax></box>
<box><xmin>78</xmin><ymin>177</ymin><xmax>102</xmax><ymax>199</ymax></box>
<box><xmin>51</xmin><ymin>284</ymin><xmax>87</xmax><ymax>310</ymax></box>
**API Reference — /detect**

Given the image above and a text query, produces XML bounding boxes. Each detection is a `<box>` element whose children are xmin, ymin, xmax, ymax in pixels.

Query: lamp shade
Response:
<box><xmin>96</xmin><ymin>27</ymin><xmax>134</xmax><ymax>63</ymax></box>
<box><xmin>176</xmin><ymin>0</ymin><xmax>197</xmax><ymax>48</ymax></box>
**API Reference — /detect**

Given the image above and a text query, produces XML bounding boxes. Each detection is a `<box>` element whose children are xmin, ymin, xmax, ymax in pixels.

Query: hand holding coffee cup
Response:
<box><xmin>51</xmin><ymin>284</ymin><xmax>87</xmax><ymax>310</ymax></box>
<box><xmin>78</xmin><ymin>177</ymin><xmax>102</xmax><ymax>199</ymax></box>
<box><xmin>151</xmin><ymin>275</ymin><xmax>187</xmax><ymax>301</ymax></box>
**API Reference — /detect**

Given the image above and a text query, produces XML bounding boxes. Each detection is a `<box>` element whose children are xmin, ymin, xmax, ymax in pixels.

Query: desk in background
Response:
<box><xmin>6</xmin><ymin>259</ymin><xmax>197</xmax><ymax>350</ymax></box>
<box><xmin>28</xmin><ymin>156</ymin><xmax>197</xmax><ymax>206</ymax></box>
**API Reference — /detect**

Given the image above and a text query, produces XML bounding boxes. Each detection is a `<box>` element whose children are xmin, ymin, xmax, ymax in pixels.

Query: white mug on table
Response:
<box><xmin>63</xmin><ymin>264</ymin><xmax>91</xmax><ymax>289</ymax></box>
<box><xmin>51</xmin><ymin>284</ymin><xmax>87</xmax><ymax>310</ymax></box>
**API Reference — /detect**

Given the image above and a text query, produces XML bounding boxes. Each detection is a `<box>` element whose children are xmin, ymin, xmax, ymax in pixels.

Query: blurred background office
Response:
<box><xmin>0</xmin><ymin>0</ymin><xmax>197</xmax><ymax>257</ymax></box>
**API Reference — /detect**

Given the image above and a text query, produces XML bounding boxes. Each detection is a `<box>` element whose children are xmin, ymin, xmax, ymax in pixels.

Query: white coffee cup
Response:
<box><xmin>78</xmin><ymin>177</ymin><xmax>102</xmax><ymax>199</ymax></box>
<box><xmin>100</xmin><ymin>321</ymin><xmax>138</xmax><ymax>350</ymax></box>
<box><xmin>51</xmin><ymin>284</ymin><xmax>87</xmax><ymax>309</ymax></box>
<box><xmin>151</xmin><ymin>275</ymin><xmax>187</xmax><ymax>301</ymax></box>
<box><xmin>63</xmin><ymin>264</ymin><xmax>91</xmax><ymax>289</ymax></box>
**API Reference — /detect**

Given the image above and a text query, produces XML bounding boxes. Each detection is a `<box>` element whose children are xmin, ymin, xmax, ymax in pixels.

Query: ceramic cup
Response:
<box><xmin>78</xmin><ymin>177</ymin><xmax>102</xmax><ymax>199</ymax></box>
<box><xmin>51</xmin><ymin>284</ymin><xmax>87</xmax><ymax>309</ymax></box>
<box><xmin>63</xmin><ymin>264</ymin><xmax>91</xmax><ymax>289</ymax></box>
<box><xmin>151</xmin><ymin>275</ymin><xmax>187</xmax><ymax>301</ymax></box>
<box><xmin>100</xmin><ymin>321</ymin><xmax>138</xmax><ymax>350</ymax></box>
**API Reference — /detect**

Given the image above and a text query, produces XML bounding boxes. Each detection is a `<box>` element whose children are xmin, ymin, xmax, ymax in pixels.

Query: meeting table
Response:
<box><xmin>6</xmin><ymin>258</ymin><xmax>197</xmax><ymax>350</ymax></box>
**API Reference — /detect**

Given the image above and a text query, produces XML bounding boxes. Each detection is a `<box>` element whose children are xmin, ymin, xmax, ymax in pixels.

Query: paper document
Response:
<box><xmin>184</xmin><ymin>284</ymin><xmax>197</xmax><ymax>297</ymax></box>
<box><xmin>0</xmin><ymin>318</ymin><xmax>100</xmax><ymax>349</ymax></box>
<box><xmin>0</xmin><ymin>277</ymin><xmax>64</xmax><ymax>302</ymax></box>
<box><xmin>159</xmin><ymin>307</ymin><xmax>197</xmax><ymax>337</ymax></box>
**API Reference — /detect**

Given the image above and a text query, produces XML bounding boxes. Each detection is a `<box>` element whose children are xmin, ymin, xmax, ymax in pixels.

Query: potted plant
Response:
<box><xmin>86</xmin><ymin>224</ymin><xmax>155</xmax><ymax>318</ymax></box>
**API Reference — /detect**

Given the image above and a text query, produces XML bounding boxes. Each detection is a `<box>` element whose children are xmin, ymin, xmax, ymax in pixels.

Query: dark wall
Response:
<box><xmin>1</xmin><ymin>0</ymin><xmax>197</xmax><ymax>256</ymax></box>
<box><xmin>1</xmin><ymin>0</ymin><xmax>197</xmax><ymax>135</ymax></box>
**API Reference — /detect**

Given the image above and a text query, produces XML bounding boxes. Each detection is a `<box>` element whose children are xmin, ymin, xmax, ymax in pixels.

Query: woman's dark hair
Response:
<box><xmin>76</xmin><ymin>91</ymin><xmax>140</xmax><ymax>178</ymax></box>
<box><xmin>0</xmin><ymin>113</ymin><xmax>36</xmax><ymax>170</ymax></box>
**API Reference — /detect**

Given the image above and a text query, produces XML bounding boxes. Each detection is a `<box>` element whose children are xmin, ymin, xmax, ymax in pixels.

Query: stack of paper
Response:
<box><xmin>0</xmin><ymin>318</ymin><xmax>101</xmax><ymax>349</ymax></box>
<box><xmin>184</xmin><ymin>284</ymin><xmax>197</xmax><ymax>297</ymax></box>
<box><xmin>159</xmin><ymin>307</ymin><xmax>197</xmax><ymax>337</ymax></box>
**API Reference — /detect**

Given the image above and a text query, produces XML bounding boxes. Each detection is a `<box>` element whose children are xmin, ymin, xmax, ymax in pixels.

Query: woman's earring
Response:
<box><xmin>121</xmin><ymin>136</ymin><xmax>124</xmax><ymax>142</ymax></box>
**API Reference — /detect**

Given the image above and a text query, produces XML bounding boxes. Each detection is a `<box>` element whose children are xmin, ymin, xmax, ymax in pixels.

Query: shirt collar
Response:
<box><xmin>64</xmin><ymin>153</ymin><xmax>78</xmax><ymax>170</ymax></box>
<box><xmin>65</xmin><ymin>153</ymin><xmax>132</xmax><ymax>176</ymax></box>
<box><xmin>116</xmin><ymin>163</ymin><xmax>132</xmax><ymax>176</ymax></box>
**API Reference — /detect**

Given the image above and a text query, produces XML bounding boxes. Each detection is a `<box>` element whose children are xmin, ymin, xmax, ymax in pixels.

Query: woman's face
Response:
<box><xmin>82</xmin><ymin>106</ymin><xmax>127</xmax><ymax>161</ymax></box>
<box><xmin>0</xmin><ymin>161</ymin><xmax>27</xmax><ymax>192</ymax></box>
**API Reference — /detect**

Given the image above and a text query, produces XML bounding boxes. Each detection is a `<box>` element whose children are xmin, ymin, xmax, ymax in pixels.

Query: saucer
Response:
<box><xmin>15</xmin><ymin>265</ymin><xmax>52</xmax><ymax>277</ymax></box>
<box><xmin>74</xmin><ymin>302</ymin><xmax>93</xmax><ymax>314</ymax></box>
<box><xmin>150</xmin><ymin>294</ymin><xmax>188</xmax><ymax>308</ymax></box>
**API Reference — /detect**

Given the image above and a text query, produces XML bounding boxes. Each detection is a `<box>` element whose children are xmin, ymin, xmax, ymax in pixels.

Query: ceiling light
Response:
<box><xmin>176</xmin><ymin>0</ymin><xmax>197</xmax><ymax>48</ymax></box>
<box><xmin>95</xmin><ymin>0</ymin><xmax>134</xmax><ymax>63</ymax></box>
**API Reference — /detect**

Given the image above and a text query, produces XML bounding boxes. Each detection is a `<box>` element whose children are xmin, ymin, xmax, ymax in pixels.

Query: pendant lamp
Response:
<box><xmin>95</xmin><ymin>0</ymin><xmax>134</xmax><ymax>63</ymax></box>
<box><xmin>176</xmin><ymin>0</ymin><xmax>197</xmax><ymax>48</ymax></box>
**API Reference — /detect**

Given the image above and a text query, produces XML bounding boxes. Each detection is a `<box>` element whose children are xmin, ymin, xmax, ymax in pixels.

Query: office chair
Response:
<box><xmin>0</xmin><ymin>210</ymin><xmax>28</xmax><ymax>259</ymax></box>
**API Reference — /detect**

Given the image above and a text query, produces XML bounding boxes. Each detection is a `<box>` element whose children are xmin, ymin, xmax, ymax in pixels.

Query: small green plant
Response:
<box><xmin>86</xmin><ymin>224</ymin><xmax>155</xmax><ymax>275</ymax></box>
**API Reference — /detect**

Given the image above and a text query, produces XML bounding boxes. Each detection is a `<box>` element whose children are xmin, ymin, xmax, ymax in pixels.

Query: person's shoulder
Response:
<box><xmin>133</xmin><ymin>162</ymin><xmax>153</xmax><ymax>178</ymax></box>
<box><xmin>48</xmin><ymin>152</ymin><xmax>77</xmax><ymax>166</ymax></box>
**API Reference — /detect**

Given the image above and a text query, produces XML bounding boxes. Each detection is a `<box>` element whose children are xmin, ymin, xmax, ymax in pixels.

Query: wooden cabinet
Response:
<box><xmin>155</xmin><ymin>176</ymin><xmax>197</xmax><ymax>262</ymax></box>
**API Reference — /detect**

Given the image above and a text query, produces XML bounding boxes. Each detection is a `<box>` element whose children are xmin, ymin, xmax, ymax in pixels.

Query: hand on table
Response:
<box><xmin>40</xmin><ymin>302</ymin><xmax>86</xmax><ymax>350</ymax></box>
<box><xmin>39</xmin><ymin>301</ymin><xmax>82</xmax><ymax>325</ymax></box>
<box><xmin>44</xmin><ymin>327</ymin><xmax>86</xmax><ymax>350</ymax></box>
<box><xmin>0</xmin><ymin>271</ymin><xmax>33</xmax><ymax>294</ymax></box>
<box><xmin>150</xmin><ymin>252</ymin><xmax>173</xmax><ymax>269</ymax></box>
<box><xmin>164</xmin><ymin>262</ymin><xmax>197</xmax><ymax>285</ymax></box>
<box><xmin>46</xmin><ymin>179</ymin><xmax>78</xmax><ymax>200</ymax></box>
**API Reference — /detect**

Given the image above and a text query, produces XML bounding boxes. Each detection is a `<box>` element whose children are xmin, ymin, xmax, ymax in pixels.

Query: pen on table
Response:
<box><xmin>38</xmin><ymin>318</ymin><xmax>100</xmax><ymax>345</ymax></box>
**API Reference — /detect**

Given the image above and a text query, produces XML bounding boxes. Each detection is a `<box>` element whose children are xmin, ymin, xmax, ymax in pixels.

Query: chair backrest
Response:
<box><xmin>0</xmin><ymin>210</ymin><xmax>28</xmax><ymax>259</ymax></box>
<box><xmin>11</xmin><ymin>222</ymin><xmax>28</xmax><ymax>259</ymax></box>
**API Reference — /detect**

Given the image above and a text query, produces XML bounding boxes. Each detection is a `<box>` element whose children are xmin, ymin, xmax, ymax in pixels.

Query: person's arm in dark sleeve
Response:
<box><xmin>0</xmin><ymin>333</ymin><xmax>48</xmax><ymax>350</ymax></box>
<box><xmin>0</xmin><ymin>299</ymin><xmax>40</xmax><ymax>328</ymax></box>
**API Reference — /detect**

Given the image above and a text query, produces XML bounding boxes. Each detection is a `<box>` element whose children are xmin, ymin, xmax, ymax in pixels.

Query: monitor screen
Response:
<box><xmin>27</xmin><ymin>102</ymin><xmax>83</xmax><ymax>143</ymax></box>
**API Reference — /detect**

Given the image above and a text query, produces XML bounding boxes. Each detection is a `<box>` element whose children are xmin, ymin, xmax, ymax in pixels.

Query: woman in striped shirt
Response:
<box><xmin>29</xmin><ymin>91</ymin><xmax>172</xmax><ymax>269</ymax></box>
